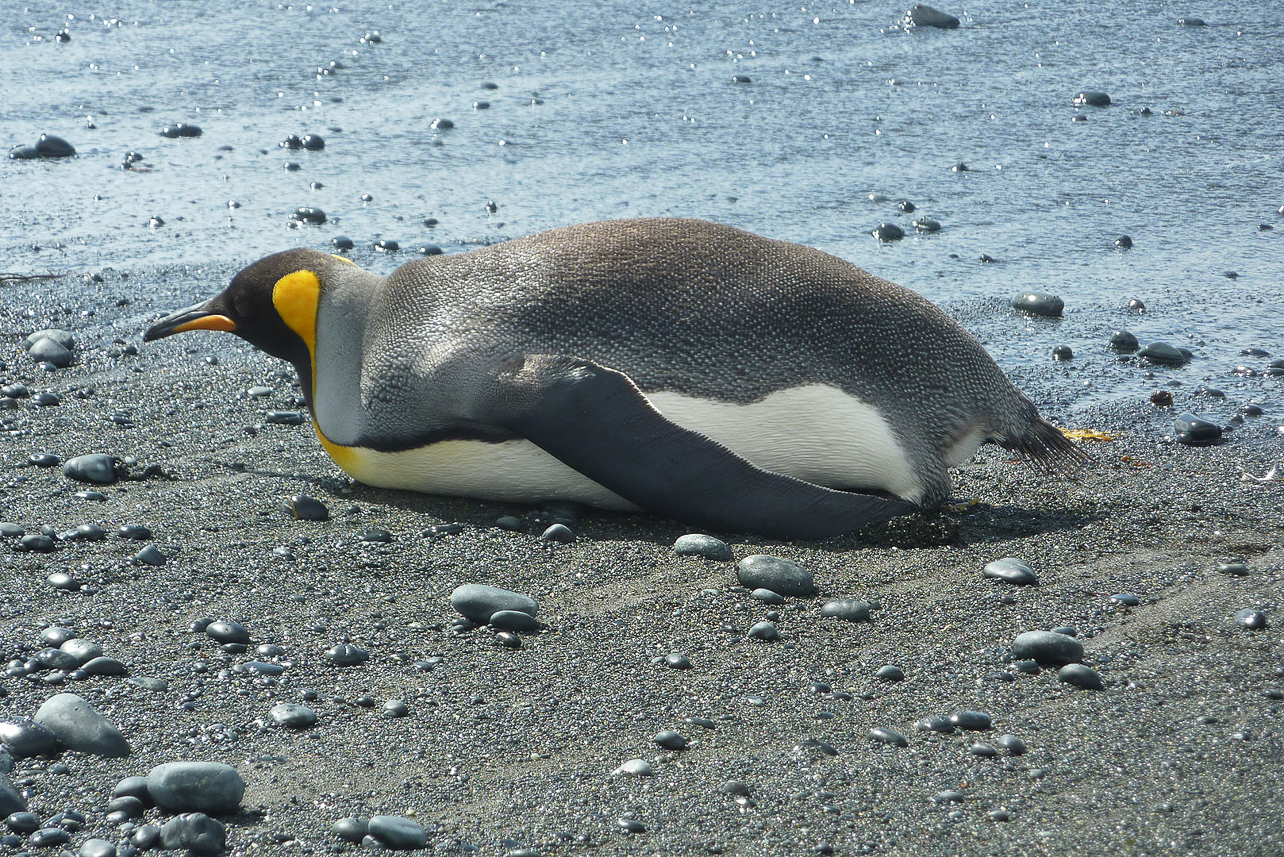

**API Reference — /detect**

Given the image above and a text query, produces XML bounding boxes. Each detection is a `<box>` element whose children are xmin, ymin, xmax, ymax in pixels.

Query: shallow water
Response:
<box><xmin>2</xmin><ymin>0</ymin><xmax>1281</xmax><ymax>425</ymax></box>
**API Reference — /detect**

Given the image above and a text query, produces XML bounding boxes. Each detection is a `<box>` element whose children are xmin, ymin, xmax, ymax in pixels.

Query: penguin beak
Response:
<box><xmin>143</xmin><ymin>301</ymin><xmax>237</xmax><ymax>341</ymax></box>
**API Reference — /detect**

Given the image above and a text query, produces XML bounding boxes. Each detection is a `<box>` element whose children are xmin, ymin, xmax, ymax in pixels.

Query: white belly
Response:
<box><xmin>326</xmin><ymin>383</ymin><xmax>925</xmax><ymax>507</ymax></box>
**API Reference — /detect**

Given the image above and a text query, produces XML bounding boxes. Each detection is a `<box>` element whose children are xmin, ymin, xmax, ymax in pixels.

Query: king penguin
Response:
<box><xmin>144</xmin><ymin>218</ymin><xmax>1084</xmax><ymax>539</ymax></box>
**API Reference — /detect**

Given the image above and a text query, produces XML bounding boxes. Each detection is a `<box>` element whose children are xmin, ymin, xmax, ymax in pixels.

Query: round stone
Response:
<box><xmin>983</xmin><ymin>557</ymin><xmax>1038</xmax><ymax>586</ymax></box>
<box><xmin>1058</xmin><ymin>663</ymin><xmax>1105</xmax><ymax>690</ymax></box>
<box><xmin>81</xmin><ymin>657</ymin><xmax>128</xmax><ymax>676</ymax></box>
<box><xmin>751</xmin><ymin>588</ymin><xmax>785</xmax><ymax>605</ymax></box>
<box><xmin>0</xmin><ymin>718</ymin><xmax>61</xmax><ymax>759</ymax></box>
<box><xmin>1011</xmin><ymin>630</ymin><xmax>1083</xmax><ymax>665</ymax></box>
<box><xmin>875</xmin><ymin>665</ymin><xmax>905</xmax><ymax>682</ymax></box>
<box><xmin>1051</xmin><ymin>345</ymin><xmax>1073</xmax><ymax>361</ymax></box>
<box><xmin>1110</xmin><ymin>593</ymin><xmax>1141</xmax><ymax>606</ymax></box>
<box><xmin>489</xmin><ymin>610</ymin><xmax>539</xmax><ymax>633</ymax></box>
<box><xmin>332</xmin><ymin>817</ymin><xmax>369</xmax><ymax>842</ymax></box>
<box><xmin>450</xmin><ymin>584</ymin><xmax>538</xmax><ymax>624</ymax></box>
<box><xmin>62</xmin><ymin>454</ymin><xmax>125</xmax><ymax>485</ymax></box>
<box><xmin>1175</xmin><ymin>413</ymin><xmax>1221</xmax><ymax>446</ymax></box>
<box><xmin>60</xmin><ymin>639</ymin><xmax>103</xmax><ymax>664</ymax></box>
<box><xmin>747</xmin><ymin>620</ymin><xmax>779</xmax><ymax>640</ymax></box>
<box><xmin>269</xmin><ymin>703</ymin><xmax>317</xmax><ymax>729</ymax></box>
<box><xmin>205</xmin><ymin>621</ymin><xmax>250</xmax><ymax>644</ymax></box>
<box><xmin>146</xmin><ymin>762</ymin><xmax>245</xmax><ymax>814</ymax></box>
<box><xmin>819</xmin><ymin>598</ymin><xmax>871</xmax><ymax>622</ymax></box>
<box><xmin>1011</xmin><ymin>291</ymin><xmax>1064</xmax><ymax>317</ymax></box>
<box><xmin>868</xmin><ymin>728</ymin><xmax>907</xmax><ymax>747</ymax></box>
<box><xmin>949</xmin><ymin>710</ymin><xmax>992</xmax><ymax>731</ymax></box>
<box><xmin>996</xmin><ymin>734</ymin><xmax>1027</xmax><ymax>755</ymax></box>
<box><xmin>664</xmin><ymin>653</ymin><xmax>691</xmax><ymax>669</ymax></box>
<box><xmin>1235</xmin><ymin>608</ymin><xmax>1268</xmax><ymax>630</ymax></box>
<box><xmin>325</xmin><ymin>644</ymin><xmax>369</xmax><ymax>666</ymax></box>
<box><xmin>736</xmin><ymin>555</ymin><xmax>815</xmax><ymax>597</ymax></box>
<box><xmin>132</xmin><ymin>544</ymin><xmax>167</xmax><ymax>566</ymax></box>
<box><xmin>368</xmin><ymin>815</ymin><xmax>428</xmax><ymax>850</ymax></box>
<box><xmin>1138</xmin><ymin>342</ymin><xmax>1188</xmax><ymax>366</ymax></box>
<box><xmin>160</xmin><ymin>813</ymin><xmax>226</xmax><ymax>854</ymax></box>
<box><xmin>1217</xmin><ymin>562</ymin><xmax>1250</xmax><ymax>577</ymax></box>
<box><xmin>540</xmin><ymin>523</ymin><xmax>574</xmax><ymax>543</ymax></box>
<box><xmin>288</xmin><ymin>495</ymin><xmax>329</xmax><ymax>521</ymax></box>
<box><xmin>915</xmin><ymin>715</ymin><xmax>955</xmax><ymax>734</ymax></box>
<box><xmin>1109</xmin><ymin>330</ymin><xmax>1140</xmax><ymax>352</ymax></box>
<box><xmin>654</xmin><ymin>730</ymin><xmax>687</xmax><ymax>750</ymax></box>
<box><xmin>672</xmin><ymin>534</ymin><xmax>733</xmax><ymax>561</ymax></box>
<box><xmin>871</xmin><ymin>222</ymin><xmax>904</xmax><ymax>242</ymax></box>
<box><xmin>1074</xmin><ymin>90</ymin><xmax>1111</xmax><ymax>107</ymax></box>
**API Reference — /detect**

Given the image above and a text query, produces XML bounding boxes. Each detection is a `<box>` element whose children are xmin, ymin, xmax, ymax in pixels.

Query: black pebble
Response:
<box><xmin>289</xmin><ymin>495</ymin><xmax>329</xmax><ymax>521</ymax></box>
<box><xmin>34</xmin><ymin>134</ymin><xmax>77</xmax><ymax>158</ymax></box>
<box><xmin>331</xmin><ymin>236</ymin><xmax>354</xmax><ymax>250</ymax></box>
<box><xmin>1109</xmin><ymin>330</ymin><xmax>1139</xmax><ymax>352</ymax></box>
<box><xmin>118</xmin><ymin>524</ymin><xmax>152</xmax><ymax>540</ymax></box>
<box><xmin>1052</xmin><ymin>345</ymin><xmax>1072</xmax><ymax>361</ymax></box>
<box><xmin>1175</xmin><ymin>413</ymin><xmax>1221</xmax><ymax>446</ymax></box>
<box><xmin>871</xmin><ymin>222</ymin><xmax>904</xmax><ymax>242</ymax></box>
<box><xmin>1074</xmin><ymin>91</ymin><xmax>1111</xmax><ymax>107</ymax></box>
<box><xmin>541</xmin><ymin>523</ymin><xmax>574</xmax><ymax>543</ymax></box>
<box><xmin>1235</xmin><ymin>608</ymin><xmax>1268</xmax><ymax>630</ymax></box>
<box><xmin>1115</xmin><ymin>235</ymin><xmax>1133</xmax><ymax>249</ymax></box>
<box><xmin>291</xmin><ymin>207</ymin><xmax>326</xmax><ymax>225</ymax></box>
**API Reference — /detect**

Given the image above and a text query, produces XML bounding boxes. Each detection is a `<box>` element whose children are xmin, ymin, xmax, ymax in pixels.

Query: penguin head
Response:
<box><xmin>145</xmin><ymin>248</ymin><xmax>353</xmax><ymax>400</ymax></box>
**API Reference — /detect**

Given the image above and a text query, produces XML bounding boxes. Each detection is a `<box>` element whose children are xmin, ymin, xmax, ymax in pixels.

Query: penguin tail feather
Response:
<box><xmin>1004</xmin><ymin>417</ymin><xmax>1093</xmax><ymax>477</ymax></box>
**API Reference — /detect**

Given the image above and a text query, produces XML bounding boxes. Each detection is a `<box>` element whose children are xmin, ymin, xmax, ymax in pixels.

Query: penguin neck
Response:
<box><xmin>310</xmin><ymin>266</ymin><xmax>381</xmax><ymax>447</ymax></box>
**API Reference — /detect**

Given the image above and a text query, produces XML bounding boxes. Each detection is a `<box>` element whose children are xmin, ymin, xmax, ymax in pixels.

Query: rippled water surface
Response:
<box><xmin>2</xmin><ymin>0</ymin><xmax>1281</xmax><ymax>423</ymax></box>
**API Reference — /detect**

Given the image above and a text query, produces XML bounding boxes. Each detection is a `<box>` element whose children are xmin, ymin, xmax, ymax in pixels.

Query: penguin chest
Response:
<box><xmin>313</xmin><ymin>383</ymin><xmax>924</xmax><ymax>507</ymax></box>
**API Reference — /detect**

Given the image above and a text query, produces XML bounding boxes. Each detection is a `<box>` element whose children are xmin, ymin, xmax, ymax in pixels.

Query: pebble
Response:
<box><xmin>982</xmin><ymin>557</ymin><xmax>1038</xmax><ymax>586</ymax></box>
<box><xmin>1011</xmin><ymin>630</ymin><xmax>1083</xmax><ymax>665</ymax></box>
<box><xmin>664</xmin><ymin>653</ymin><xmax>692</xmax><ymax>669</ymax></box>
<box><xmin>118</xmin><ymin>524</ymin><xmax>152</xmax><ymax>540</ymax></box>
<box><xmin>27</xmin><ymin>337</ymin><xmax>74</xmax><ymax>368</ymax></box>
<box><xmin>291</xmin><ymin>207</ymin><xmax>327</xmax><ymax>225</ymax></box>
<box><xmin>1058</xmin><ymin>663</ymin><xmax>1105</xmax><ymax>690</ymax></box>
<box><xmin>654</xmin><ymin>730</ymin><xmax>687</xmax><ymax>750</ymax></box>
<box><xmin>206</xmin><ymin>621</ymin><xmax>250</xmax><ymax>644</ymax></box>
<box><xmin>1151</xmin><ymin>390</ymin><xmax>1174</xmax><ymax>407</ymax></box>
<box><xmin>1109</xmin><ymin>330</ymin><xmax>1140</xmax><ymax>352</ymax></box>
<box><xmin>1217</xmin><ymin>562</ymin><xmax>1250</xmax><ymax>577</ymax></box>
<box><xmin>79</xmin><ymin>837</ymin><xmax>117</xmax><ymax>857</ymax></box>
<box><xmin>289</xmin><ymin>495</ymin><xmax>329</xmax><ymax>521</ymax></box>
<box><xmin>1115</xmin><ymin>235</ymin><xmax>1133</xmax><ymax>249</ymax></box>
<box><xmin>1052</xmin><ymin>345</ymin><xmax>1073</xmax><ymax>361</ymax></box>
<box><xmin>30</xmin><ymin>693</ymin><xmax>129</xmax><ymax>757</ymax></box>
<box><xmin>325</xmin><ymin>644</ymin><xmax>369</xmax><ymax>666</ymax></box>
<box><xmin>1110</xmin><ymin>593</ymin><xmax>1141</xmax><ymax>606</ymax></box>
<box><xmin>541</xmin><ymin>523</ymin><xmax>574</xmax><ymax>543</ymax></box>
<box><xmin>1011</xmin><ymin>291</ymin><xmax>1064</xmax><ymax>317</ymax></box>
<box><xmin>736</xmin><ymin>555</ymin><xmax>815</xmax><ymax>597</ymax></box>
<box><xmin>146</xmin><ymin>762</ymin><xmax>245</xmax><ymax>814</ymax></box>
<box><xmin>871</xmin><ymin>222</ymin><xmax>904</xmax><ymax>242</ymax></box>
<box><xmin>915</xmin><ymin>715</ymin><xmax>955</xmax><ymax>734</ymax></box>
<box><xmin>1235</xmin><ymin>608</ymin><xmax>1268</xmax><ymax>630</ymax></box>
<box><xmin>949</xmin><ymin>710</ymin><xmax>991</xmax><ymax>731</ymax></box>
<box><xmin>747</xmin><ymin>620</ymin><xmax>780</xmax><ymax>641</ymax></box>
<box><xmin>33</xmin><ymin>390</ymin><xmax>60</xmax><ymax>406</ymax></box>
<box><xmin>62</xmin><ymin>454</ymin><xmax>125</xmax><ymax>485</ymax></box>
<box><xmin>0</xmin><ymin>523</ymin><xmax>23</xmax><ymax>538</ymax></box>
<box><xmin>368</xmin><ymin>815</ymin><xmax>428</xmax><ymax>850</ymax></box>
<box><xmin>875</xmin><ymin>665</ymin><xmax>905</xmax><ymax>682</ymax></box>
<box><xmin>751</xmin><ymin>588</ymin><xmax>786</xmax><ymax>605</ymax></box>
<box><xmin>17</xmin><ymin>534</ymin><xmax>56</xmax><ymax>552</ymax></box>
<box><xmin>81</xmin><ymin>657</ymin><xmax>128</xmax><ymax>676</ymax></box>
<box><xmin>29</xmin><ymin>827</ymin><xmax>71</xmax><ymax>847</ymax></box>
<box><xmin>332</xmin><ymin>817</ymin><xmax>369</xmax><ymax>842</ymax></box>
<box><xmin>611</xmin><ymin>760</ymin><xmax>652</xmax><ymax>781</ymax></box>
<box><xmin>901</xmin><ymin>3</ymin><xmax>960</xmax><ymax>29</ymax></box>
<box><xmin>996</xmin><ymin>734</ymin><xmax>1027</xmax><ymax>755</ymax></box>
<box><xmin>158</xmin><ymin>122</ymin><xmax>202</xmax><ymax>138</ymax></box>
<box><xmin>60</xmin><ymin>639</ymin><xmax>103</xmax><ymax>664</ymax></box>
<box><xmin>382</xmin><ymin>700</ymin><xmax>408</xmax><ymax>718</ymax></box>
<box><xmin>332</xmin><ymin>236</ymin><xmax>355</xmax><ymax>251</ymax></box>
<box><xmin>818</xmin><ymin>598</ymin><xmax>871</xmax><ymax>622</ymax></box>
<box><xmin>133</xmin><ymin>544</ymin><xmax>167</xmax><ymax>566</ymax></box>
<box><xmin>912</xmin><ymin>216</ymin><xmax>942</xmax><ymax>233</ymax></box>
<box><xmin>33</xmin><ymin>134</ymin><xmax>77</xmax><ymax>158</ymax></box>
<box><xmin>1175</xmin><ymin>413</ymin><xmax>1221</xmax><ymax>446</ymax></box>
<box><xmin>265</xmin><ymin>410</ymin><xmax>305</xmax><ymax>425</ymax></box>
<box><xmin>159</xmin><ymin>812</ymin><xmax>226</xmax><ymax>856</ymax></box>
<box><xmin>269</xmin><ymin>703</ymin><xmax>317</xmax><ymax>729</ymax></box>
<box><xmin>450</xmin><ymin>584</ymin><xmax>538</xmax><ymax>624</ymax></box>
<box><xmin>1074</xmin><ymin>91</ymin><xmax>1112</xmax><ymax>107</ymax></box>
<box><xmin>970</xmin><ymin>742</ymin><xmax>997</xmax><ymax>757</ymax></box>
<box><xmin>35</xmin><ymin>647</ymin><xmax>80</xmax><ymax>670</ymax></box>
<box><xmin>868</xmin><ymin>727</ymin><xmax>908</xmax><ymax>747</ymax></box>
<box><xmin>489</xmin><ymin>609</ymin><xmax>539</xmax><ymax>633</ymax></box>
<box><xmin>673</xmin><ymin>533</ymin><xmax>732</xmax><ymax>561</ymax></box>
<box><xmin>5</xmin><ymin>811</ymin><xmax>40</xmax><ymax>832</ymax></box>
<box><xmin>0</xmin><ymin>718</ymin><xmax>61</xmax><ymax>758</ymax></box>
<box><xmin>0</xmin><ymin>780</ymin><xmax>25</xmax><ymax>817</ymax></box>
<box><xmin>29</xmin><ymin>452</ymin><xmax>60</xmax><ymax>467</ymax></box>
<box><xmin>1138</xmin><ymin>342</ymin><xmax>1188</xmax><ymax>366</ymax></box>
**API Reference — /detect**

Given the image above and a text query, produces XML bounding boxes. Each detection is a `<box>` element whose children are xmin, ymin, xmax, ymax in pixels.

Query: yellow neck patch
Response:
<box><xmin>271</xmin><ymin>268</ymin><xmax>361</xmax><ymax>471</ymax></box>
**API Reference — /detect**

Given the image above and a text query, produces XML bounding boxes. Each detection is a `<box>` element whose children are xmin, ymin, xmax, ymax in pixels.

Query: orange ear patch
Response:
<box><xmin>271</xmin><ymin>270</ymin><xmax>321</xmax><ymax>352</ymax></box>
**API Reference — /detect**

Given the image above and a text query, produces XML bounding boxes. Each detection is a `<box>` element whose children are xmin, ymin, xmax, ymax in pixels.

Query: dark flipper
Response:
<box><xmin>489</xmin><ymin>355</ymin><xmax>916</xmax><ymax>540</ymax></box>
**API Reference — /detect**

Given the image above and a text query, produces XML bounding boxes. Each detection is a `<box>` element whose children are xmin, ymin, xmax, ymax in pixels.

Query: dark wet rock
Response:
<box><xmin>736</xmin><ymin>555</ymin><xmax>815</xmax><ymax>597</ymax></box>
<box><xmin>72</xmin><ymin>523</ymin><xmax>107</xmax><ymax>541</ymax></box>
<box><xmin>1127</xmin><ymin>298</ymin><xmax>1146</xmax><ymax>312</ymax></box>
<box><xmin>451</xmin><ymin>584</ymin><xmax>538</xmax><ymax>624</ymax></box>
<box><xmin>1138</xmin><ymin>342</ymin><xmax>1188</xmax><ymax>365</ymax></box>
<box><xmin>290</xmin><ymin>207</ymin><xmax>327</xmax><ymax>225</ymax></box>
<box><xmin>1151</xmin><ymin>390</ymin><xmax>1174</xmax><ymax>407</ymax></box>
<box><xmin>62</xmin><ymin>454</ymin><xmax>126</xmax><ymax>485</ymax></box>
<box><xmin>417</xmin><ymin>244</ymin><xmax>443</xmax><ymax>256</ymax></box>
<box><xmin>0</xmin><ymin>718</ymin><xmax>61</xmax><ymax>758</ymax></box>
<box><xmin>1011</xmin><ymin>291</ymin><xmax>1064</xmax><ymax>317</ymax></box>
<box><xmin>79</xmin><ymin>837</ymin><xmax>117</xmax><ymax>857</ymax></box>
<box><xmin>1235</xmin><ymin>608</ymin><xmax>1268</xmax><ymax>630</ymax></box>
<box><xmin>952</xmin><ymin>161</ymin><xmax>970</xmax><ymax>172</ymax></box>
<box><xmin>206</xmin><ymin>621</ymin><xmax>250</xmax><ymax>644</ymax></box>
<box><xmin>664</xmin><ymin>653</ymin><xmax>692</xmax><ymax>669</ymax></box>
<box><xmin>5</xmin><ymin>810</ymin><xmax>40</xmax><ymax>832</ymax></box>
<box><xmin>871</xmin><ymin>222</ymin><xmax>904</xmax><ymax>242</ymax></box>
<box><xmin>289</xmin><ymin>495</ymin><xmax>329</xmax><ymax>521</ymax></box>
<box><xmin>17</xmin><ymin>533</ymin><xmax>56</xmax><ymax>552</ymax></box>
<box><xmin>160</xmin><ymin>812</ymin><xmax>226</xmax><ymax>855</ymax></box>
<box><xmin>912</xmin><ymin>216</ymin><xmax>941</xmax><ymax>233</ymax></box>
<box><xmin>673</xmin><ymin>533</ymin><xmax>732</xmax><ymax>561</ymax></box>
<box><xmin>875</xmin><ymin>665</ymin><xmax>905</xmax><ymax>682</ymax></box>
<box><xmin>490</xmin><ymin>609</ymin><xmax>539</xmax><ymax>633</ymax></box>
<box><xmin>269</xmin><ymin>703</ymin><xmax>317</xmax><ymax>729</ymax></box>
<box><xmin>333</xmin><ymin>817</ymin><xmax>369</xmax><ymax>842</ymax></box>
<box><xmin>1110</xmin><ymin>593</ymin><xmax>1141</xmax><ymax>606</ymax></box>
<box><xmin>950</xmin><ymin>710</ymin><xmax>991</xmax><ymax>731</ymax></box>
<box><xmin>81</xmin><ymin>657</ymin><xmax>128</xmax><ymax>676</ymax></box>
<box><xmin>1109</xmin><ymin>330</ymin><xmax>1140</xmax><ymax>352</ymax></box>
<box><xmin>1178</xmin><ymin>17</ymin><xmax>1205</xmax><ymax>26</ymax></box>
<box><xmin>374</xmin><ymin>239</ymin><xmax>400</xmax><ymax>252</ymax></box>
<box><xmin>819</xmin><ymin>598</ymin><xmax>871</xmax><ymax>622</ymax></box>
<box><xmin>32</xmin><ymin>390</ymin><xmax>61</xmax><ymax>406</ymax></box>
<box><xmin>1052</xmin><ymin>345</ymin><xmax>1073</xmax><ymax>361</ymax></box>
<box><xmin>147</xmin><ymin>762</ymin><xmax>245</xmax><ymax>814</ymax></box>
<box><xmin>655</xmin><ymin>730</ymin><xmax>687</xmax><ymax>750</ymax></box>
<box><xmin>1011</xmin><ymin>630</ymin><xmax>1083</xmax><ymax>665</ymax></box>
<box><xmin>541</xmin><ymin>523</ymin><xmax>574</xmax><ymax>543</ymax></box>
<box><xmin>1074</xmin><ymin>91</ymin><xmax>1111</xmax><ymax>107</ymax></box>
<box><xmin>158</xmin><ymin>123</ymin><xmax>202</xmax><ymax>138</ymax></box>
<box><xmin>29</xmin><ymin>827</ymin><xmax>71</xmax><ymax>847</ymax></box>
<box><xmin>747</xmin><ymin>620</ymin><xmax>780</xmax><ymax>640</ymax></box>
<box><xmin>133</xmin><ymin>544</ymin><xmax>166</xmax><ymax>566</ymax></box>
<box><xmin>331</xmin><ymin>235</ymin><xmax>354</xmax><ymax>250</ymax></box>
<box><xmin>1217</xmin><ymin>562</ymin><xmax>1250</xmax><ymax>577</ymax></box>
<box><xmin>8</xmin><ymin>144</ymin><xmax>39</xmax><ymax>160</ymax></box>
<box><xmin>901</xmin><ymin>3</ymin><xmax>960</xmax><ymax>29</ymax></box>
<box><xmin>897</xmin><ymin>200</ymin><xmax>916</xmax><ymax>213</ymax></box>
<box><xmin>368</xmin><ymin>815</ymin><xmax>428</xmax><ymax>850</ymax></box>
<box><xmin>118</xmin><ymin>524</ymin><xmax>152</xmax><ymax>540</ymax></box>
<box><xmin>33</xmin><ymin>693</ymin><xmax>130</xmax><ymax>757</ymax></box>
<box><xmin>430</xmin><ymin>118</ymin><xmax>454</xmax><ymax>130</ymax></box>
<box><xmin>1058</xmin><ymin>663</ymin><xmax>1105</xmax><ymax>690</ymax></box>
<box><xmin>996</xmin><ymin>734</ymin><xmax>1027</xmax><ymax>755</ymax></box>
<box><xmin>60</xmin><ymin>639</ymin><xmax>103</xmax><ymax>664</ymax></box>
<box><xmin>0</xmin><ymin>522</ymin><xmax>24</xmax><ymax>538</ymax></box>
<box><xmin>751</xmin><ymin>588</ymin><xmax>786</xmax><ymax>605</ymax></box>
<box><xmin>40</xmin><ymin>626</ymin><xmax>76</xmax><ymax>646</ymax></box>
<box><xmin>915</xmin><ymin>714</ymin><xmax>955</xmax><ymax>734</ymax></box>
<box><xmin>869</xmin><ymin>727</ymin><xmax>908</xmax><ymax>747</ymax></box>
<box><xmin>34</xmin><ymin>134</ymin><xmax>77</xmax><ymax>158</ymax></box>
<box><xmin>1115</xmin><ymin>235</ymin><xmax>1133</xmax><ymax>249</ymax></box>
<box><xmin>0</xmin><ymin>775</ymin><xmax>26</xmax><ymax>816</ymax></box>
<box><xmin>27</xmin><ymin>338</ymin><xmax>73</xmax><ymax>368</ymax></box>
<box><xmin>732</xmin><ymin>74</ymin><xmax>752</xmax><ymax>84</ymax></box>
<box><xmin>265</xmin><ymin>410</ymin><xmax>305</xmax><ymax>425</ymax></box>
<box><xmin>324</xmin><ymin>644</ymin><xmax>369</xmax><ymax>666</ymax></box>
<box><xmin>970</xmin><ymin>742</ymin><xmax>998</xmax><ymax>757</ymax></box>
<box><xmin>495</xmin><ymin>630</ymin><xmax>522</xmax><ymax>649</ymax></box>
<box><xmin>983</xmin><ymin>557</ymin><xmax>1038</xmax><ymax>586</ymax></box>
<box><xmin>34</xmin><ymin>647</ymin><xmax>80</xmax><ymax>670</ymax></box>
<box><xmin>1175</xmin><ymin>413</ymin><xmax>1221</xmax><ymax>446</ymax></box>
